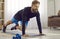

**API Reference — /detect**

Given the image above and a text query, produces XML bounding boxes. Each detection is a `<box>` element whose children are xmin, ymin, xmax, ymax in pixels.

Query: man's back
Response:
<box><xmin>14</xmin><ymin>7</ymin><xmax>39</xmax><ymax>21</ymax></box>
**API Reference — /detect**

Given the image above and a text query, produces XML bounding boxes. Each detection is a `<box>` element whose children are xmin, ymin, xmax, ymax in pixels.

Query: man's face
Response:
<box><xmin>32</xmin><ymin>3</ymin><xmax>40</xmax><ymax>12</ymax></box>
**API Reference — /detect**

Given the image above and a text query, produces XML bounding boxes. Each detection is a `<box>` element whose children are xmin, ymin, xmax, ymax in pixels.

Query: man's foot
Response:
<box><xmin>11</xmin><ymin>26</ymin><xmax>16</xmax><ymax>30</ymax></box>
<box><xmin>2</xmin><ymin>25</ymin><xmax>6</xmax><ymax>33</ymax></box>
<box><xmin>11</xmin><ymin>26</ymin><xmax>22</xmax><ymax>31</ymax></box>
<box><xmin>22</xmin><ymin>34</ymin><xmax>29</xmax><ymax>37</ymax></box>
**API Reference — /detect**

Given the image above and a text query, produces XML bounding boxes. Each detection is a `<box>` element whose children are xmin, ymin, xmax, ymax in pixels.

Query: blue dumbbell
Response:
<box><xmin>13</xmin><ymin>36</ymin><xmax>17</xmax><ymax>39</ymax></box>
<box><xmin>13</xmin><ymin>34</ymin><xmax>21</xmax><ymax>39</ymax></box>
<box><xmin>16</xmin><ymin>34</ymin><xmax>21</xmax><ymax>39</ymax></box>
<box><xmin>13</xmin><ymin>36</ymin><xmax>21</xmax><ymax>39</ymax></box>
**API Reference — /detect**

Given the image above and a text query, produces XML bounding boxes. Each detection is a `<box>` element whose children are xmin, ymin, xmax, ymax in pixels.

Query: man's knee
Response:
<box><xmin>6</xmin><ymin>20</ymin><xmax>13</xmax><ymax>25</ymax></box>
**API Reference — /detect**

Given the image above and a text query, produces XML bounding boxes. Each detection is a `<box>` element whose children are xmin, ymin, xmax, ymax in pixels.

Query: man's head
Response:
<box><xmin>31</xmin><ymin>0</ymin><xmax>40</xmax><ymax>12</ymax></box>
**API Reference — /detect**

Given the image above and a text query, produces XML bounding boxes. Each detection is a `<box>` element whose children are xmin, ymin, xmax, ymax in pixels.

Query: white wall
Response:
<box><xmin>4</xmin><ymin>0</ymin><xmax>48</xmax><ymax>29</ymax></box>
<box><xmin>47</xmin><ymin>0</ymin><xmax>60</xmax><ymax>16</ymax></box>
<box><xmin>47</xmin><ymin>0</ymin><xmax>55</xmax><ymax>17</ymax></box>
<box><xmin>55</xmin><ymin>0</ymin><xmax>60</xmax><ymax>15</ymax></box>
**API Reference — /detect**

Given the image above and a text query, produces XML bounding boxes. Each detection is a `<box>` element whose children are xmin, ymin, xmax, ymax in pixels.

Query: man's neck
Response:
<box><xmin>31</xmin><ymin>7</ymin><xmax>38</xmax><ymax>13</ymax></box>
<box><xmin>31</xmin><ymin>7</ymin><xmax>34</xmax><ymax>13</ymax></box>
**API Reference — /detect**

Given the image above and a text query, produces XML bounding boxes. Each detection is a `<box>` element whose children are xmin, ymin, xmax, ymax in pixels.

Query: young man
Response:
<box><xmin>3</xmin><ymin>0</ymin><xmax>44</xmax><ymax>37</ymax></box>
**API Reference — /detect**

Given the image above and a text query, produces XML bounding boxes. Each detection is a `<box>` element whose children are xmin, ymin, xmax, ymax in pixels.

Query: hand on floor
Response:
<box><xmin>39</xmin><ymin>33</ymin><xmax>45</xmax><ymax>36</ymax></box>
<box><xmin>22</xmin><ymin>34</ymin><xmax>29</xmax><ymax>37</ymax></box>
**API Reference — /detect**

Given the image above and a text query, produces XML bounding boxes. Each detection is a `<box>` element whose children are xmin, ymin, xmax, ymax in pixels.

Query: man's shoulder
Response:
<box><xmin>24</xmin><ymin>7</ymin><xmax>31</xmax><ymax>8</ymax></box>
<box><xmin>17</xmin><ymin>7</ymin><xmax>31</xmax><ymax>13</ymax></box>
<box><xmin>24</xmin><ymin>7</ymin><xmax>31</xmax><ymax>10</ymax></box>
<box><xmin>18</xmin><ymin>7</ymin><xmax>31</xmax><ymax>11</ymax></box>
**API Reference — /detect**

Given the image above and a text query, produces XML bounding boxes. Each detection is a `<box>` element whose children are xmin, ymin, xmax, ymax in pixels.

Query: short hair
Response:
<box><xmin>32</xmin><ymin>0</ymin><xmax>40</xmax><ymax>5</ymax></box>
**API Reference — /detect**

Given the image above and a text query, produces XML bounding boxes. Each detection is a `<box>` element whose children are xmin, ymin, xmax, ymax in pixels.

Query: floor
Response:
<box><xmin>0</xmin><ymin>28</ymin><xmax>60</xmax><ymax>39</ymax></box>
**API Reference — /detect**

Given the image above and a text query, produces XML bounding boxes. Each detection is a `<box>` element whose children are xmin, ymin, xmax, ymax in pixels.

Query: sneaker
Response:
<box><xmin>3</xmin><ymin>26</ymin><xmax>6</xmax><ymax>33</ymax></box>
<box><xmin>11</xmin><ymin>26</ymin><xmax>16</xmax><ymax>30</ymax></box>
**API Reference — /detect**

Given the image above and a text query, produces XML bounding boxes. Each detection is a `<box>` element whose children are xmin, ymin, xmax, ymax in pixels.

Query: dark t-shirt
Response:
<box><xmin>14</xmin><ymin>7</ymin><xmax>42</xmax><ymax>35</ymax></box>
<box><xmin>14</xmin><ymin>7</ymin><xmax>40</xmax><ymax>21</ymax></box>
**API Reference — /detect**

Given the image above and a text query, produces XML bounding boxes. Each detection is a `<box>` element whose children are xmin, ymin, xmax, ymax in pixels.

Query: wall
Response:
<box><xmin>47</xmin><ymin>0</ymin><xmax>60</xmax><ymax>16</ymax></box>
<box><xmin>47</xmin><ymin>0</ymin><xmax>55</xmax><ymax>17</ymax></box>
<box><xmin>55</xmin><ymin>0</ymin><xmax>60</xmax><ymax>15</ymax></box>
<box><xmin>4</xmin><ymin>0</ymin><xmax>48</xmax><ymax>29</ymax></box>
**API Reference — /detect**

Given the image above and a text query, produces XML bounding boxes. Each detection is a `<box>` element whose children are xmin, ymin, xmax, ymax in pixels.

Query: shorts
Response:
<box><xmin>11</xmin><ymin>17</ymin><xmax>28</xmax><ymax>26</ymax></box>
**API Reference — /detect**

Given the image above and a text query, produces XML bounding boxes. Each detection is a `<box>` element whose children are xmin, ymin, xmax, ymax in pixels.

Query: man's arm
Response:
<box><xmin>22</xmin><ymin>14</ymin><xmax>26</xmax><ymax>35</ymax></box>
<box><xmin>22</xmin><ymin>8</ymin><xmax>27</xmax><ymax>35</ymax></box>
<box><xmin>36</xmin><ymin>12</ymin><xmax>42</xmax><ymax>33</ymax></box>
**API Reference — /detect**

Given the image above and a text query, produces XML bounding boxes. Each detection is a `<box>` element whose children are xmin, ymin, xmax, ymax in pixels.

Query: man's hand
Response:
<box><xmin>22</xmin><ymin>34</ymin><xmax>29</xmax><ymax>37</ymax></box>
<box><xmin>39</xmin><ymin>33</ymin><xmax>45</xmax><ymax>36</ymax></box>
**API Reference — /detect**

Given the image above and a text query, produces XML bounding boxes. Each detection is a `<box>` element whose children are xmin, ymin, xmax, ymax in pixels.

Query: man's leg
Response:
<box><xmin>11</xmin><ymin>24</ymin><xmax>19</xmax><ymax>30</ymax></box>
<box><xmin>3</xmin><ymin>17</ymin><xmax>18</xmax><ymax>32</ymax></box>
<box><xmin>11</xmin><ymin>20</ymin><xmax>22</xmax><ymax>31</ymax></box>
<box><xmin>13</xmin><ymin>21</ymin><xmax>28</xmax><ymax>31</ymax></box>
<box><xmin>19</xmin><ymin>21</ymin><xmax>28</xmax><ymax>30</ymax></box>
<box><xmin>3</xmin><ymin>20</ymin><xmax>13</xmax><ymax>32</ymax></box>
<box><xmin>10</xmin><ymin>18</ymin><xmax>20</xmax><ymax>30</ymax></box>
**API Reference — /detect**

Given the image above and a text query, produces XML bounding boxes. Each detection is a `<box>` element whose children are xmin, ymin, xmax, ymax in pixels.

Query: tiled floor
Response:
<box><xmin>0</xmin><ymin>28</ymin><xmax>60</xmax><ymax>39</ymax></box>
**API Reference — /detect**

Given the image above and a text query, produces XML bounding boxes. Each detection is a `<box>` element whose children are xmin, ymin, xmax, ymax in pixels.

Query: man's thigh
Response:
<box><xmin>19</xmin><ymin>20</ymin><xmax>28</xmax><ymax>27</ymax></box>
